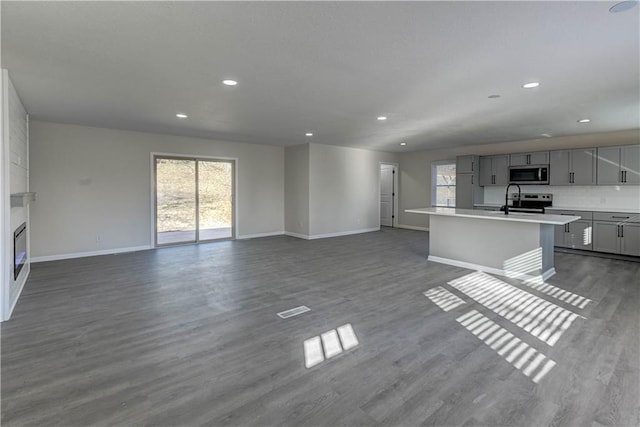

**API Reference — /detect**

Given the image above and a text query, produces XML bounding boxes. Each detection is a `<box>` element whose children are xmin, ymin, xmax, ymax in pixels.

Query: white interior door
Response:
<box><xmin>380</xmin><ymin>164</ymin><xmax>394</xmax><ymax>227</ymax></box>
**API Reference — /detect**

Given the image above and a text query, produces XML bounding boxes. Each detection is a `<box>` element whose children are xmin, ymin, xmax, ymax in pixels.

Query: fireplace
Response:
<box><xmin>14</xmin><ymin>222</ymin><xmax>27</xmax><ymax>280</ymax></box>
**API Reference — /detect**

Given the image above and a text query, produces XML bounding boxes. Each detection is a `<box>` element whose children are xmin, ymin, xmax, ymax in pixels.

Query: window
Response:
<box><xmin>431</xmin><ymin>161</ymin><xmax>456</xmax><ymax>207</ymax></box>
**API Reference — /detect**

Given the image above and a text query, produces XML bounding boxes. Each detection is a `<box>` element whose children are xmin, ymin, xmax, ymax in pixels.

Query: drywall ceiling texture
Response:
<box><xmin>2</xmin><ymin>2</ymin><xmax>639</xmax><ymax>152</ymax></box>
<box><xmin>28</xmin><ymin>121</ymin><xmax>284</xmax><ymax>258</ymax></box>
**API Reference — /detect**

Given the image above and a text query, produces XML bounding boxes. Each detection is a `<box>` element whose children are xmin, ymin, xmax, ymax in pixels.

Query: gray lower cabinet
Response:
<box><xmin>593</xmin><ymin>212</ymin><xmax>640</xmax><ymax>255</ymax></box>
<box><xmin>621</xmin><ymin>223</ymin><xmax>640</xmax><ymax>256</ymax></box>
<box><xmin>548</xmin><ymin>209</ymin><xmax>593</xmax><ymax>250</ymax></box>
<box><xmin>594</xmin><ymin>221</ymin><xmax>623</xmax><ymax>254</ymax></box>
<box><xmin>554</xmin><ymin>220</ymin><xmax>593</xmax><ymax>250</ymax></box>
<box><xmin>549</xmin><ymin>209</ymin><xmax>640</xmax><ymax>255</ymax></box>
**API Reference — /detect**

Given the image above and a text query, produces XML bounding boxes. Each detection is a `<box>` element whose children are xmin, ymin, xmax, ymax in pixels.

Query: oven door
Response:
<box><xmin>509</xmin><ymin>166</ymin><xmax>549</xmax><ymax>184</ymax></box>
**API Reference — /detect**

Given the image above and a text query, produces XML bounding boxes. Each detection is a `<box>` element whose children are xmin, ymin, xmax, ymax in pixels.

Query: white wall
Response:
<box><xmin>308</xmin><ymin>143</ymin><xmax>398</xmax><ymax>237</ymax></box>
<box><xmin>1</xmin><ymin>70</ymin><xmax>30</xmax><ymax>321</ymax></box>
<box><xmin>29</xmin><ymin>121</ymin><xmax>284</xmax><ymax>259</ymax></box>
<box><xmin>284</xmin><ymin>144</ymin><xmax>309</xmax><ymax>237</ymax></box>
<box><xmin>399</xmin><ymin>129</ymin><xmax>640</xmax><ymax>229</ymax></box>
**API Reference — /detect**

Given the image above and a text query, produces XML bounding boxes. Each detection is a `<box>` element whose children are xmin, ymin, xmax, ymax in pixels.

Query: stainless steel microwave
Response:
<box><xmin>509</xmin><ymin>165</ymin><xmax>549</xmax><ymax>184</ymax></box>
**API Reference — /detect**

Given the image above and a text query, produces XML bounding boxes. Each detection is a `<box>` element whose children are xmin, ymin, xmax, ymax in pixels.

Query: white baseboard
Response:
<box><xmin>309</xmin><ymin>227</ymin><xmax>380</xmax><ymax>240</ymax></box>
<box><xmin>396</xmin><ymin>224</ymin><xmax>429</xmax><ymax>232</ymax></box>
<box><xmin>284</xmin><ymin>231</ymin><xmax>310</xmax><ymax>240</ymax></box>
<box><xmin>31</xmin><ymin>245</ymin><xmax>152</xmax><ymax>263</ymax></box>
<box><xmin>285</xmin><ymin>227</ymin><xmax>380</xmax><ymax>240</ymax></box>
<box><xmin>5</xmin><ymin>264</ymin><xmax>29</xmax><ymax>321</ymax></box>
<box><xmin>427</xmin><ymin>255</ymin><xmax>556</xmax><ymax>282</ymax></box>
<box><xmin>237</xmin><ymin>231</ymin><xmax>284</xmax><ymax>239</ymax></box>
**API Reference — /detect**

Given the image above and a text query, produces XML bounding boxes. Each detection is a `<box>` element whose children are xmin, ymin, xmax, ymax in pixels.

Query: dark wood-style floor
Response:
<box><xmin>2</xmin><ymin>228</ymin><xmax>639</xmax><ymax>426</ymax></box>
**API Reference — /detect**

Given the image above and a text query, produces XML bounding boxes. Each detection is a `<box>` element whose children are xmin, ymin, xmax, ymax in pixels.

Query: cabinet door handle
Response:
<box><xmin>472</xmin><ymin>161</ymin><xmax>474</xmax><ymax>172</ymax></box>
<box><xmin>527</xmin><ymin>154</ymin><xmax>531</xmax><ymax>165</ymax></box>
<box><xmin>471</xmin><ymin>175</ymin><xmax>474</xmax><ymax>185</ymax></box>
<box><xmin>565</xmin><ymin>224</ymin><xmax>569</xmax><ymax>233</ymax></box>
<box><xmin>620</xmin><ymin>170</ymin><xmax>624</xmax><ymax>183</ymax></box>
<box><xmin>621</xmin><ymin>225</ymin><xmax>624</xmax><ymax>238</ymax></box>
<box><xmin>612</xmin><ymin>216</ymin><xmax>629</xmax><ymax>219</ymax></box>
<box><xmin>623</xmin><ymin>170</ymin><xmax>627</xmax><ymax>183</ymax></box>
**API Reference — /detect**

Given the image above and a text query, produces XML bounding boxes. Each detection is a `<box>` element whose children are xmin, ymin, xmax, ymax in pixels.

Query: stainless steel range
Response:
<box><xmin>508</xmin><ymin>193</ymin><xmax>553</xmax><ymax>214</ymax></box>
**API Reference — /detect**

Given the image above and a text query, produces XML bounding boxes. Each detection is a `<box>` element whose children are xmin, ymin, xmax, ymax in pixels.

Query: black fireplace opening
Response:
<box><xmin>14</xmin><ymin>222</ymin><xmax>27</xmax><ymax>280</ymax></box>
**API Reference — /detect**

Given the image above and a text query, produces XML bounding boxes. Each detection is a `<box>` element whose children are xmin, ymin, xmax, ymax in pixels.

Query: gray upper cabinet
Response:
<box><xmin>456</xmin><ymin>155</ymin><xmax>476</xmax><ymax>174</ymax></box>
<box><xmin>597</xmin><ymin>145</ymin><xmax>640</xmax><ymax>185</ymax></box>
<box><xmin>510</xmin><ymin>151</ymin><xmax>549</xmax><ymax>166</ymax></box>
<box><xmin>479</xmin><ymin>155</ymin><xmax>509</xmax><ymax>186</ymax></box>
<box><xmin>549</xmin><ymin>148</ymin><xmax>596</xmax><ymax>185</ymax></box>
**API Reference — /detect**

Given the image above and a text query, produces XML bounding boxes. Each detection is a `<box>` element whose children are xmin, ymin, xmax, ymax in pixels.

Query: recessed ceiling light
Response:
<box><xmin>176</xmin><ymin>113</ymin><xmax>188</xmax><ymax>118</ymax></box>
<box><xmin>377</xmin><ymin>116</ymin><xmax>387</xmax><ymax>121</ymax></box>
<box><xmin>488</xmin><ymin>94</ymin><xmax>501</xmax><ymax>99</ymax></box>
<box><xmin>222</xmin><ymin>79</ymin><xmax>238</xmax><ymax>86</ymax></box>
<box><xmin>522</xmin><ymin>82</ymin><xmax>540</xmax><ymax>89</ymax></box>
<box><xmin>610</xmin><ymin>1</ymin><xmax>638</xmax><ymax>13</ymax></box>
<box><xmin>305</xmin><ymin>132</ymin><xmax>313</xmax><ymax>136</ymax></box>
<box><xmin>400</xmin><ymin>142</ymin><xmax>407</xmax><ymax>146</ymax></box>
<box><xmin>578</xmin><ymin>118</ymin><xmax>591</xmax><ymax>123</ymax></box>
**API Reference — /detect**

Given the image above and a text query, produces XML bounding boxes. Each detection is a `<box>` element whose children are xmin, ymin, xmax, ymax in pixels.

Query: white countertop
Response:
<box><xmin>406</xmin><ymin>207</ymin><xmax>580</xmax><ymax>225</ymax></box>
<box><xmin>474</xmin><ymin>204</ymin><xmax>639</xmax><ymax>214</ymax></box>
<box><xmin>546</xmin><ymin>206</ymin><xmax>640</xmax><ymax>214</ymax></box>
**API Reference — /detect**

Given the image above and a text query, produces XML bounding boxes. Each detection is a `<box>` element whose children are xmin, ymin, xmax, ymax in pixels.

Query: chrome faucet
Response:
<box><xmin>504</xmin><ymin>184</ymin><xmax>521</xmax><ymax>215</ymax></box>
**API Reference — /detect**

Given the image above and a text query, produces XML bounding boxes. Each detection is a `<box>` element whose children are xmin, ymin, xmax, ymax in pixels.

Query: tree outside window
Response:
<box><xmin>432</xmin><ymin>162</ymin><xmax>456</xmax><ymax>207</ymax></box>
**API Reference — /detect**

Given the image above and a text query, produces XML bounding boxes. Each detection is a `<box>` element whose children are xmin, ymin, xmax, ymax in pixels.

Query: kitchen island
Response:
<box><xmin>405</xmin><ymin>207</ymin><xmax>581</xmax><ymax>281</ymax></box>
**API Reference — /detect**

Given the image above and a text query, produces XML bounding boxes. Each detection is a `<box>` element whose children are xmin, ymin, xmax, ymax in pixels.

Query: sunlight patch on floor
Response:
<box><xmin>448</xmin><ymin>271</ymin><xmax>583</xmax><ymax>346</ymax></box>
<box><xmin>303</xmin><ymin>323</ymin><xmax>359</xmax><ymax>368</ymax></box>
<box><xmin>457</xmin><ymin>310</ymin><xmax>556</xmax><ymax>383</ymax></box>
<box><xmin>424</xmin><ymin>286</ymin><xmax>466</xmax><ymax>311</ymax></box>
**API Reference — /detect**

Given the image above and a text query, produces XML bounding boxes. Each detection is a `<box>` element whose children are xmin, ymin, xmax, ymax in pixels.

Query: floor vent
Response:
<box><xmin>277</xmin><ymin>305</ymin><xmax>310</xmax><ymax>319</ymax></box>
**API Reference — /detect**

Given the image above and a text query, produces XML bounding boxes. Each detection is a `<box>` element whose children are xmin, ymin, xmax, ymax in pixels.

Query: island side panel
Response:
<box><xmin>539</xmin><ymin>224</ymin><xmax>555</xmax><ymax>278</ymax></box>
<box><xmin>428</xmin><ymin>215</ymin><xmax>551</xmax><ymax>279</ymax></box>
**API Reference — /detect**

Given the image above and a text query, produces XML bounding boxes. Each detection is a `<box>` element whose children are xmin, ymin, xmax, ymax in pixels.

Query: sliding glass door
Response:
<box><xmin>155</xmin><ymin>156</ymin><xmax>234</xmax><ymax>246</ymax></box>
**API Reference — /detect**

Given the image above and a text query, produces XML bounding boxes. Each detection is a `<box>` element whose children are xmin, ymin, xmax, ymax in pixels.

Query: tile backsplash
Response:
<box><xmin>484</xmin><ymin>185</ymin><xmax>640</xmax><ymax>211</ymax></box>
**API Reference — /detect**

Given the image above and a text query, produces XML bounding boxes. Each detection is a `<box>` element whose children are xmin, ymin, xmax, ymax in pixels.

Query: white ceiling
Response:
<box><xmin>2</xmin><ymin>1</ymin><xmax>639</xmax><ymax>152</ymax></box>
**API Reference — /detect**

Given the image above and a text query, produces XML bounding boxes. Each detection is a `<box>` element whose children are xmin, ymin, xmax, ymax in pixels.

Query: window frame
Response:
<box><xmin>431</xmin><ymin>160</ymin><xmax>457</xmax><ymax>207</ymax></box>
